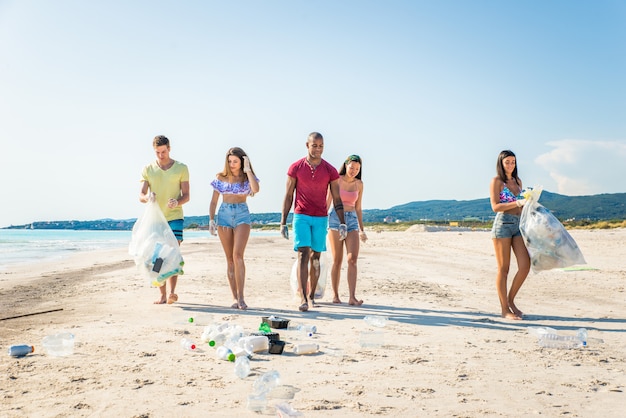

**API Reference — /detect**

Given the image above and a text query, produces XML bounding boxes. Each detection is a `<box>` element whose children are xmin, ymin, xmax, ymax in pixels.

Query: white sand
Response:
<box><xmin>1</xmin><ymin>229</ymin><xmax>624</xmax><ymax>417</ymax></box>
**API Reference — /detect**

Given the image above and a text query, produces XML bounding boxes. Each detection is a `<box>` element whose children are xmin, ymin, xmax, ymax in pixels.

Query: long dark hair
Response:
<box><xmin>496</xmin><ymin>150</ymin><xmax>519</xmax><ymax>185</ymax></box>
<box><xmin>339</xmin><ymin>154</ymin><xmax>363</xmax><ymax>180</ymax></box>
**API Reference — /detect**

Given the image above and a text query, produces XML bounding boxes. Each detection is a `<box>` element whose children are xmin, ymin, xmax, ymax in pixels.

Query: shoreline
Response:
<box><xmin>1</xmin><ymin>230</ymin><xmax>624</xmax><ymax>417</ymax></box>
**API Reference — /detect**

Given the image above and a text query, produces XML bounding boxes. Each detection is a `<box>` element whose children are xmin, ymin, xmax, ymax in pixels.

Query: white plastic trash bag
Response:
<box><xmin>129</xmin><ymin>200</ymin><xmax>184</xmax><ymax>286</ymax></box>
<box><xmin>519</xmin><ymin>187</ymin><xmax>586</xmax><ymax>273</ymax></box>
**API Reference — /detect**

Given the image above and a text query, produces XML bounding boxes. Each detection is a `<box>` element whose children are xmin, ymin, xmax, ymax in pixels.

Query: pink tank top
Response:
<box><xmin>340</xmin><ymin>188</ymin><xmax>359</xmax><ymax>207</ymax></box>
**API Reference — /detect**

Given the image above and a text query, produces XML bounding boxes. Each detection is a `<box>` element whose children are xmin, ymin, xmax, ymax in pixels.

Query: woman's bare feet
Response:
<box><xmin>230</xmin><ymin>302</ymin><xmax>239</xmax><ymax>309</ymax></box>
<box><xmin>154</xmin><ymin>296</ymin><xmax>167</xmax><ymax>304</ymax></box>
<box><xmin>332</xmin><ymin>296</ymin><xmax>342</xmax><ymax>304</ymax></box>
<box><xmin>508</xmin><ymin>301</ymin><xmax>524</xmax><ymax>318</ymax></box>
<box><xmin>501</xmin><ymin>310</ymin><xmax>522</xmax><ymax>320</ymax></box>
<box><xmin>298</xmin><ymin>300</ymin><xmax>309</xmax><ymax>312</ymax></box>
<box><xmin>348</xmin><ymin>298</ymin><xmax>364</xmax><ymax>306</ymax></box>
<box><xmin>238</xmin><ymin>300</ymin><xmax>248</xmax><ymax>310</ymax></box>
<box><xmin>167</xmin><ymin>293</ymin><xmax>178</xmax><ymax>304</ymax></box>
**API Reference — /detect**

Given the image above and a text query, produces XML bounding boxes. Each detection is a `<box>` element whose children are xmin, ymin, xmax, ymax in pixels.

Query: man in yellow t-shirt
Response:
<box><xmin>139</xmin><ymin>135</ymin><xmax>190</xmax><ymax>304</ymax></box>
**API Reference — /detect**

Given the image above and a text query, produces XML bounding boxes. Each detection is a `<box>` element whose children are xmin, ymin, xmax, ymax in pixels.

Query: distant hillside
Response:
<box><xmin>4</xmin><ymin>191</ymin><xmax>625</xmax><ymax>230</ymax></box>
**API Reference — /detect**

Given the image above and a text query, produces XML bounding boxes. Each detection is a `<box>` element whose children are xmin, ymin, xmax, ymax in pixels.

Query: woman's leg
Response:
<box><xmin>508</xmin><ymin>236</ymin><xmax>530</xmax><ymax>316</ymax></box>
<box><xmin>492</xmin><ymin>237</ymin><xmax>520</xmax><ymax>319</ymax></box>
<box><xmin>232</xmin><ymin>223</ymin><xmax>251</xmax><ymax>309</ymax></box>
<box><xmin>327</xmin><ymin>229</ymin><xmax>344</xmax><ymax>303</ymax></box>
<box><xmin>344</xmin><ymin>230</ymin><xmax>363</xmax><ymax>305</ymax></box>
<box><xmin>217</xmin><ymin>226</ymin><xmax>238</xmax><ymax>308</ymax></box>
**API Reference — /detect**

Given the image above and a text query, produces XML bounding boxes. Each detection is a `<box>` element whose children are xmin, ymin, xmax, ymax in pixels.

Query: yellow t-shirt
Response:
<box><xmin>141</xmin><ymin>161</ymin><xmax>189</xmax><ymax>221</ymax></box>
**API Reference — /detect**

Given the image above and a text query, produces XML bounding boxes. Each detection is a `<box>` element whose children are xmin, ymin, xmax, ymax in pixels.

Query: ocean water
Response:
<box><xmin>0</xmin><ymin>229</ymin><xmax>278</xmax><ymax>270</ymax></box>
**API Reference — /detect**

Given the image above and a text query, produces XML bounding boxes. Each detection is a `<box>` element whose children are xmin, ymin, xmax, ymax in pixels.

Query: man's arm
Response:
<box><xmin>329</xmin><ymin>179</ymin><xmax>345</xmax><ymax>224</ymax></box>
<box><xmin>177</xmin><ymin>181</ymin><xmax>190</xmax><ymax>206</ymax></box>
<box><xmin>139</xmin><ymin>181</ymin><xmax>151</xmax><ymax>203</ymax></box>
<box><xmin>281</xmin><ymin>176</ymin><xmax>297</xmax><ymax>225</ymax></box>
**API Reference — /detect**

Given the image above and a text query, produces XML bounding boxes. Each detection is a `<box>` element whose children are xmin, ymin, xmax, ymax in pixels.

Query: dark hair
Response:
<box><xmin>307</xmin><ymin>132</ymin><xmax>324</xmax><ymax>142</ymax></box>
<box><xmin>496</xmin><ymin>150</ymin><xmax>519</xmax><ymax>185</ymax></box>
<box><xmin>153</xmin><ymin>135</ymin><xmax>169</xmax><ymax>148</ymax></box>
<box><xmin>219</xmin><ymin>147</ymin><xmax>254</xmax><ymax>181</ymax></box>
<box><xmin>339</xmin><ymin>154</ymin><xmax>362</xmax><ymax>180</ymax></box>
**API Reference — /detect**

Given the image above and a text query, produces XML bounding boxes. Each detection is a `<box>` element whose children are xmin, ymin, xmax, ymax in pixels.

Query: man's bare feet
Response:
<box><xmin>154</xmin><ymin>297</ymin><xmax>167</xmax><ymax>304</ymax></box>
<box><xmin>348</xmin><ymin>298</ymin><xmax>364</xmax><ymax>306</ymax></box>
<box><xmin>238</xmin><ymin>300</ymin><xmax>248</xmax><ymax>310</ymax></box>
<box><xmin>230</xmin><ymin>302</ymin><xmax>239</xmax><ymax>309</ymax></box>
<box><xmin>298</xmin><ymin>302</ymin><xmax>309</xmax><ymax>312</ymax></box>
<box><xmin>310</xmin><ymin>298</ymin><xmax>319</xmax><ymax>308</ymax></box>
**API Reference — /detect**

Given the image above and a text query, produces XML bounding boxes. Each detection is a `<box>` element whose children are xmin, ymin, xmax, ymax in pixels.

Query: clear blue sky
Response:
<box><xmin>1</xmin><ymin>0</ymin><xmax>625</xmax><ymax>227</ymax></box>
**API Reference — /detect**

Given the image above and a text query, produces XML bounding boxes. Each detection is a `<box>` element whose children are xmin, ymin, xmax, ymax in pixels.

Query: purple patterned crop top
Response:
<box><xmin>211</xmin><ymin>177</ymin><xmax>258</xmax><ymax>195</ymax></box>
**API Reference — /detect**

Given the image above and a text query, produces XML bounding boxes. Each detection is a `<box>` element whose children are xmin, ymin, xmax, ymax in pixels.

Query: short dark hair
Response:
<box><xmin>153</xmin><ymin>135</ymin><xmax>170</xmax><ymax>148</ymax></box>
<box><xmin>307</xmin><ymin>132</ymin><xmax>323</xmax><ymax>141</ymax></box>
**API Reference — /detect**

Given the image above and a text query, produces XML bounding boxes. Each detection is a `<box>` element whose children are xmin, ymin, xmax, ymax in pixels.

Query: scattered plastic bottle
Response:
<box><xmin>239</xmin><ymin>335</ymin><xmax>269</xmax><ymax>353</ymax></box>
<box><xmin>234</xmin><ymin>356</ymin><xmax>251</xmax><ymax>379</ymax></box>
<box><xmin>207</xmin><ymin>332</ymin><xmax>227</xmax><ymax>347</ymax></box>
<box><xmin>297</xmin><ymin>324</ymin><xmax>317</xmax><ymax>337</ymax></box>
<box><xmin>538</xmin><ymin>333</ymin><xmax>583</xmax><ymax>349</ymax></box>
<box><xmin>180</xmin><ymin>338</ymin><xmax>197</xmax><ymax>351</ymax></box>
<box><xmin>293</xmin><ymin>343</ymin><xmax>319</xmax><ymax>355</ymax></box>
<box><xmin>253</xmin><ymin>370</ymin><xmax>281</xmax><ymax>395</ymax></box>
<box><xmin>8</xmin><ymin>345</ymin><xmax>34</xmax><ymax>357</ymax></box>
<box><xmin>363</xmin><ymin>315</ymin><xmax>388</xmax><ymax>328</ymax></box>
<box><xmin>216</xmin><ymin>345</ymin><xmax>235</xmax><ymax>361</ymax></box>
<box><xmin>576</xmin><ymin>328</ymin><xmax>588</xmax><ymax>347</ymax></box>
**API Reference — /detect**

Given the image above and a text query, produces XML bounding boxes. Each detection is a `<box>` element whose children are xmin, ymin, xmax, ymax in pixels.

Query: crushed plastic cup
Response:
<box><xmin>275</xmin><ymin>401</ymin><xmax>303</xmax><ymax>417</ymax></box>
<box><xmin>42</xmin><ymin>332</ymin><xmax>75</xmax><ymax>356</ymax></box>
<box><xmin>359</xmin><ymin>331</ymin><xmax>384</xmax><ymax>348</ymax></box>
<box><xmin>247</xmin><ymin>393</ymin><xmax>267</xmax><ymax>412</ymax></box>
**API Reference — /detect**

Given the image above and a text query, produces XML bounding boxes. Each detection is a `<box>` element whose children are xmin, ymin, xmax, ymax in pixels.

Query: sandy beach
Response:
<box><xmin>1</xmin><ymin>228</ymin><xmax>624</xmax><ymax>417</ymax></box>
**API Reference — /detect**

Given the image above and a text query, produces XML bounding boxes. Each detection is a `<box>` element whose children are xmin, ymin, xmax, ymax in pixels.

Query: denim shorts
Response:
<box><xmin>217</xmin><ymin>202</ymin><xmax>251</xmax><ymax>228</ymax></box>
<box><xmin>293</xmin><ymin>214</ymin><xmax>328</xmax><ymax>253</ymax></box>
<box><xmin>328</xmin><ymin>209</ymin><xmax>359</xmax><ymax>232</ymax></box>
<box><xmin>491</xmin><ymin>213</ymin><xmax>521</xmax><ymax>239</ymax></box>
<box><xmin>168</xmin><ymin>219</ymin><xmax>184</xmax><ymax>241</ymax></box>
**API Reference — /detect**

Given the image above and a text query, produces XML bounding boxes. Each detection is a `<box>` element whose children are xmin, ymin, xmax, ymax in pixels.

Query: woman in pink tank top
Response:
<box><xmin>327</xmin><ymin>155</ymin><xmax>367</xmax><ymax>305</ymax></box>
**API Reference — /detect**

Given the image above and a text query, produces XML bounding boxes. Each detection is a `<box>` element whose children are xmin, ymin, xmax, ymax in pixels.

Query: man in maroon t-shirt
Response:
<box><xmin>281</xmin><ymin>132</ymin><xmax>347</xmax><ymax>312</ymax></box>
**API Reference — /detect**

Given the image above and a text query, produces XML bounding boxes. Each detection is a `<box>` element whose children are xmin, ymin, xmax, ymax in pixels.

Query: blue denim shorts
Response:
<box><xmin>328</xmin><ymin>209</ymin><xmax>359</xmax><ymax>232</ymax></box>
<box><xmin>168</xmin><ymin>219</ymin><xmax>184</xmax><ymax>241</ymax></box>
<box><xmin>491</xmin><ymin>213</ymin><xmax>521</xmax><ymax>239</ymax></box>
<box><xmin>293</xmin><ymin>214</ymin><xmax>328</xmax><ymax>252</ymax></box>
<box><xmin>217</xmin><ymin>202</ymin><xmax>251</xmax><ymax>228</ymax></box>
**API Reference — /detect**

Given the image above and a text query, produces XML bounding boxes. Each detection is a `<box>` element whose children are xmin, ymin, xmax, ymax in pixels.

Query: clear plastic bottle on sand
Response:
<box><xmin>8</xmin><ymin>345</ymin><xmax>34</xmax><ymax>357</ymax></box>
<box><xmin>180</xmin><ymin>338</ymin><xmax>197</xmax><ymax>351</ymax></box>
<box><xmin>216</xmin><ymin>345</ymin><xmax>235</xmax><ymax>361</ymax></box>
<box><xmin>239</xmin><ymin>335</ymin><xmax>269</xmax><ymax>353</ymax></box>
<box><xmin>538</xmin><ymin>328</ymin><xmax>589</xmax><ymax>349</ymax></box>
<box><xmin>363</xmin><ymin>315</ymin><xmax>388</xmax><ymax>327</ymax></box>
<box><xmin>253</xmin><ymin>370</ymin><xmax>281</xmax><ymax>395</ymax></box>
<box><xmin>297</xmin><ymin>324</ymin><xmax>317</xmax><ymax>337</ymax></box>
<box><xmin>293</xmin><ymin>343</ymin><xmax>319</xmax><ymax>355</ymax></box>
<box><xmin>234</xmin><ymin>356</ymin><xmax>251</xmax><ymax>379</ymax></box>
